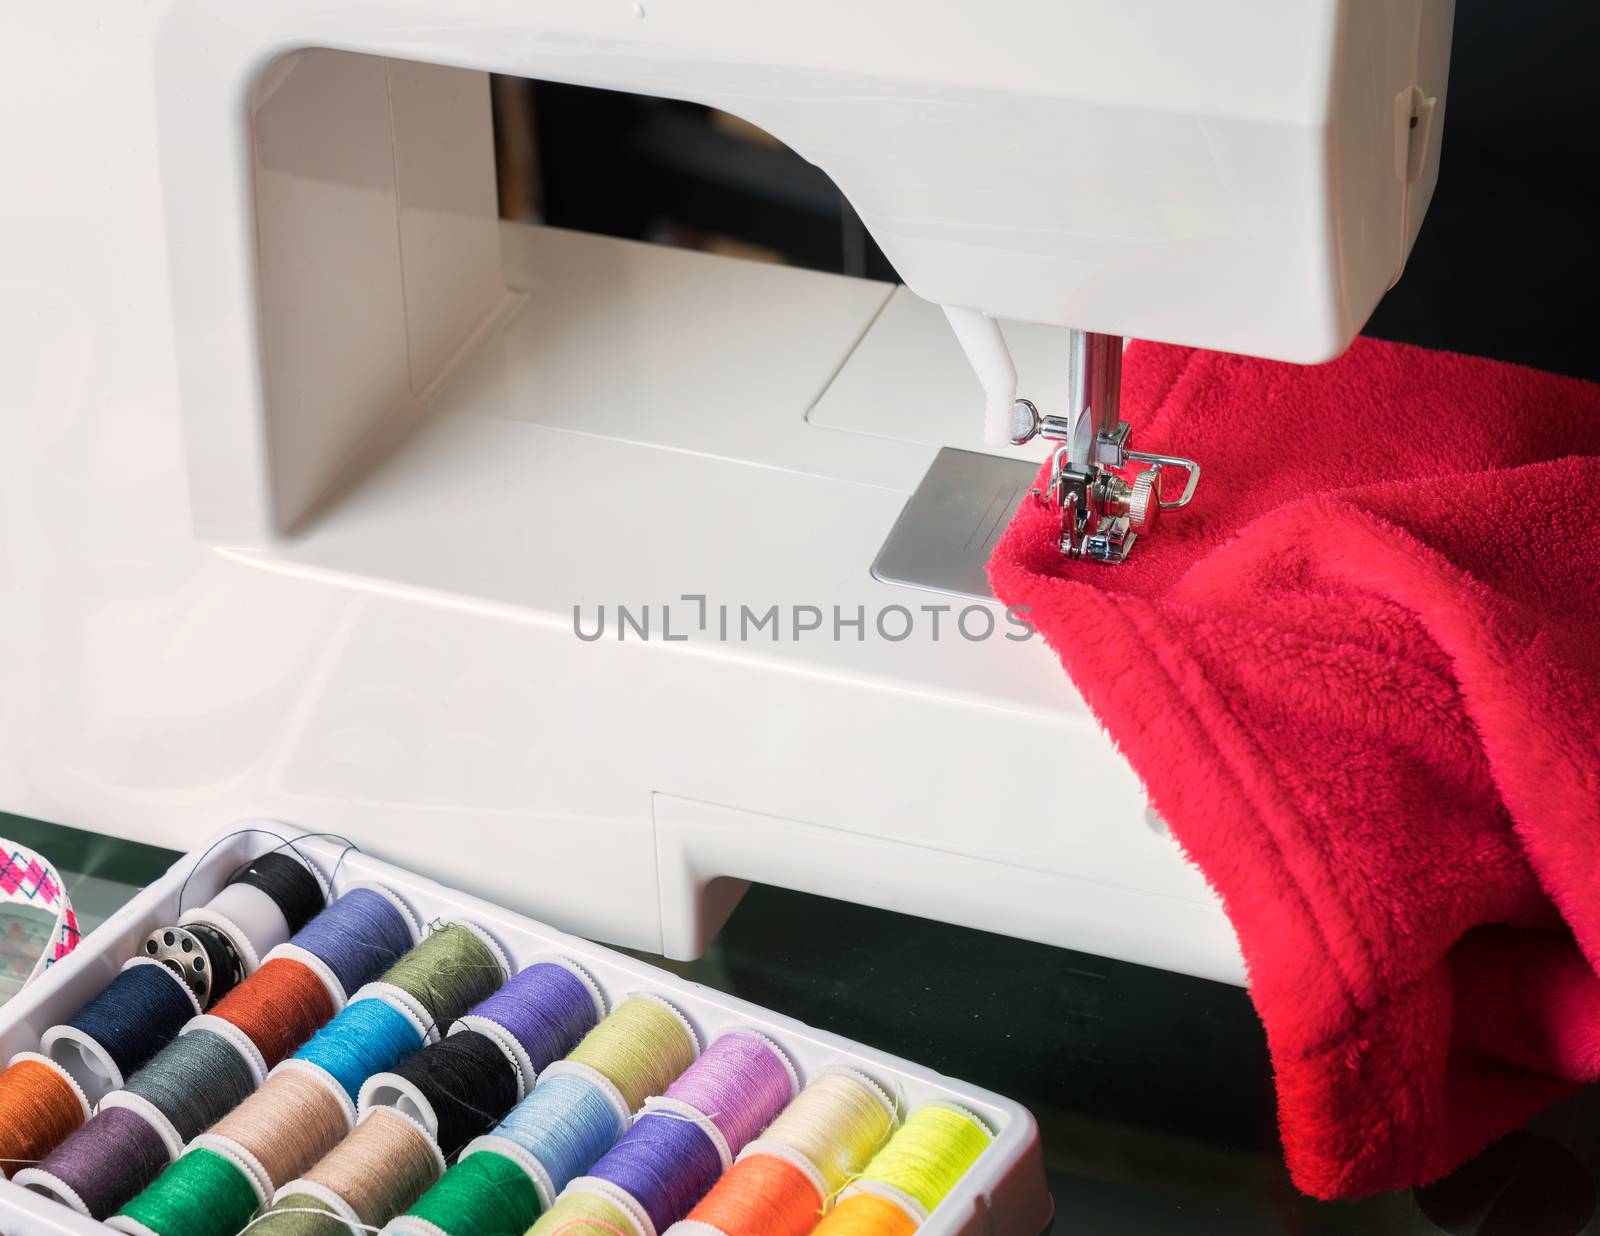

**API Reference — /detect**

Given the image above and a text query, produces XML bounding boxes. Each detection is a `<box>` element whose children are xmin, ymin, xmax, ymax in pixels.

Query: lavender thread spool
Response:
<box><xmin>660</xmin><ymin>1032</ymin><xmax>797</xmax><ymax>1155</ymax></box>
<box><xmin>289</xmin><ymin>886</ymin><xmax>416</xmax><ymax>1001</ymax></box>
<box><xmin>453</xmin><ymin>960</ymin><xmax>602</xmax><ymax>1087</ymax></box>
<box><xmin>587</xmin><ymin>1109</ymin><xmax>728</xmax><ymax>1233</ymax></box>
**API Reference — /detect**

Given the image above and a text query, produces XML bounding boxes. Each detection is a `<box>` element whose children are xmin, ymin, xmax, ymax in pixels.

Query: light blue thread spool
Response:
<box><xmin>491</xmin><ymin>1072</ymin><xmax>626</xmax><ymax>1194</ymax></box>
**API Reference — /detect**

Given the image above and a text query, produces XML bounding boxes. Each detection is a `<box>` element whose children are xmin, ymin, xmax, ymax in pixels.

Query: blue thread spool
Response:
<box><xmin>39</xmin><ymin>961</ymin><xmax>200</xmax><ymax>1097</ymax></box>
<box><xmin>295</xmin><ymin>997</ymin><xmax>428</xmax><ymax>1103</ymax></box>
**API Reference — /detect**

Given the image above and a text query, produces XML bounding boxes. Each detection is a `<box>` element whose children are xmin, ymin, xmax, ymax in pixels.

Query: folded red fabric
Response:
<box><xmin>987</xmin><ymin>338</ymin><xmax>1600</xmax><ymax>1198</ymax></box>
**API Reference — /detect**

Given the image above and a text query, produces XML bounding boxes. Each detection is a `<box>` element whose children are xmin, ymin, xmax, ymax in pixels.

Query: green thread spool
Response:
<box><xmin>402</xmin><ymin>1149</ymin><xmax>542</xmax><ymax>1235</ymax></box>
<box><xmin>855</xmin><ymin>1103</ymin><xmax>992</xmax><ymax>1216</ymax></box>
<box><xmin>111</xmin><ymin>1147</ymin><xmax>262</xmax><ymax>1236</ymax></box>
<box><xmin>527</xmin><ymin>1187</ymin><xmax>640</xmax><ymax>1236</ymax></box>
<box><xmin>566</xmin><ymin>997</ymin><xmax>696</xmax><ymax>1112</ymax></box>
<box><xmin>376</xmin><ymin>924</ymin><xmax>505</xmax><ymax>1029</ymax></box>
<box><xmin>241</xmin><ymin>1193</ymin><xmax>348</xmax><ymax>1236</ymax></box>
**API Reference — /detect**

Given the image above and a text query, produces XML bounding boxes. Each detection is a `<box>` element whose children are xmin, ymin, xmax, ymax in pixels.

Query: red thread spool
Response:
<box><xmin>0</xmin><ymin>1057</ymin><xmax>86</xmax><ymax>1177</ymax></box>
<box><xmin>212</xmin><ymin>957</ymin><xmax>334</xmax><ymax>1067</ymax></box>
<box><xmin>683</xmin><ymin>1153</ymin><xmax>823</xmax><ymax>1236</ymax></box>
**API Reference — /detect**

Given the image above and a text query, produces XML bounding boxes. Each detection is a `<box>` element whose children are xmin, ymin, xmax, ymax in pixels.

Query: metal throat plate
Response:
<box><xmin>871</xmin><ymin>447</ymin><xmax>1040</xmax><ymax>602</ymax></box>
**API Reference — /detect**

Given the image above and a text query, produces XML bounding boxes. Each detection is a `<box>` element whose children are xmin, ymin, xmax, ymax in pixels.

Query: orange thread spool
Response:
<box><xmin>0</xmin><ymin>1057</ymin><xmax>86</xmax><ymax>1177</ymax></box>
<box><xmin>212</xmin><ymin>957</ymin><xmax>334</xmax><ymax>1067</ymax></box>
<box><xmin>810</xmin><ymin>1192</ymin><xmax>919</xmax><ymax>1236</ymax></box>
<box><xmin>683</xmin><ymin>1153</ymin><xmax>823</xmax><ymax>1236</ymax></box>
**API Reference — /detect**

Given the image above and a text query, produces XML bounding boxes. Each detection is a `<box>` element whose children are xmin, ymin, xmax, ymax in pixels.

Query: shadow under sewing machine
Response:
<box><xmin>0</xmin><ymin>2</ymin><xmax>1451</xmax><ymax>989</ymax></box>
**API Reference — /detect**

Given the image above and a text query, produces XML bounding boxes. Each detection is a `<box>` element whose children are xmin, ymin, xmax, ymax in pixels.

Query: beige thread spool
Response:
<box><xmin>205</xmin><ymin>1064</ymin><xmax>353</xmax><ymax>1194</ymax></box>
<box><xmin>305</xmin><ymin>1106</ymin><xmax>443</xmax><ymax>1224</ymax></box>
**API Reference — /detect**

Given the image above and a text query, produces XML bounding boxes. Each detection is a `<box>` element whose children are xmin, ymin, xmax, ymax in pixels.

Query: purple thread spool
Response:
<box><xmin>589</xmin><ymin>1110</ymin><xmax>725</xmax><ymax>1233</ymax></box>
<box><xmin>463</xmin><ymin>962</ymin><xmax>598</xmax><ymax>1076</ymax></box>
<box><xmin>26</xmin><ymin>1104</ymin><xmax>169</xmax><ymax>1219</ymax></box>
<box><xmin>290</xmin><ymin>887</ymin><xmax>414</xmax><ymax>1000</ymax></box>
<box><xmin>663</xmin><ymin>1032</ymin><xmax>795</xmax><ymax>1154</ymax></box>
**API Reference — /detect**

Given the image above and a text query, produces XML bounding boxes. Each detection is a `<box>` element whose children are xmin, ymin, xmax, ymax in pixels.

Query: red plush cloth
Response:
<box><xmin>987</xmin><ymin>339</ymin><xmax>1600</xmax><ymax>1199</ymax></box>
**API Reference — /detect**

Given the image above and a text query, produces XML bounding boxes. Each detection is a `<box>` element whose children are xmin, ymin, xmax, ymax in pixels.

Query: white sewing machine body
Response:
<box><xmin>0</xmin><ymin>2</ymin><xmax>1450</xmax><ymax>987</ymax></box>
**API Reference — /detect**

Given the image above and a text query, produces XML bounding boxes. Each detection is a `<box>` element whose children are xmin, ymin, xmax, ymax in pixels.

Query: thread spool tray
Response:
<box><xmin>0</xmin><ymin>825</ymin><xmax>1053</xmax><ymax>1236</ymax></box>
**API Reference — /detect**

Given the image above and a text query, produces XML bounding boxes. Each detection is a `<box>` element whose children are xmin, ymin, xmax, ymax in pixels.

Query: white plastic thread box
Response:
<box><xmin>0</xmin><ymin>827</ymin><xmax>1054</xmax><ymax>1236</ymax></box>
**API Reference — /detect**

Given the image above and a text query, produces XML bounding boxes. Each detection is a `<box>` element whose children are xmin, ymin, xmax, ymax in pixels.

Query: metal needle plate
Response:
<box><xmin>871</xmin><ymin>447</ymin><xmax>1040</xmax><ymax>602</ymax></box>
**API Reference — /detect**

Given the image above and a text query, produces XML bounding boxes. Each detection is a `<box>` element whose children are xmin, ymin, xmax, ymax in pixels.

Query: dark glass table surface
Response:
<box><xmin>4</xmin><ymin>812</ymin><xmax>1596</xmax><ymax>1235</ymax></box>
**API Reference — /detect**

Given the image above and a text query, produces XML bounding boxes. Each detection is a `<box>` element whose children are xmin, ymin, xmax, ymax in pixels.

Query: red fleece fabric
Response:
<box><xmin>987</xmin><ymin>339</ymin><xmax>1600</xmax><ymax>1199</ymax></box>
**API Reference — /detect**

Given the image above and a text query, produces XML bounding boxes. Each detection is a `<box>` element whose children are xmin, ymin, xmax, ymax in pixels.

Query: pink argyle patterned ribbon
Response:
<box><xmin>1</xmin><ymin>837</ymin><xmax>78</xmax><ymax>986</ymax></box>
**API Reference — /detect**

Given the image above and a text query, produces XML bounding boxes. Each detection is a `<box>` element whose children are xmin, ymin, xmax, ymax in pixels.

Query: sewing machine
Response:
<box><xmin>0</xmin><ymin>2</ymin><xmax>1451</xmax><ymax>987</ymax></box>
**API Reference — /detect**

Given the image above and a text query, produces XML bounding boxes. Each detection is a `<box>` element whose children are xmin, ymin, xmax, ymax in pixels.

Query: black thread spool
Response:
<box><xmin>362</xmin><ymin>1030</ymin><xmax>521</xmax><ymax>1156</ymax></box>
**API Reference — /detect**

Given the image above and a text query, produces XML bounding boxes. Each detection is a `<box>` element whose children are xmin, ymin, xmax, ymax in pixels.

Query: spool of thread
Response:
<box><xmin>15</xmin><ymin>1103</ymin><xmax>170</xmax><ymax>1217</ymax></box>
<box><xmin>588</xmin><ymin>1109</ymin><xmax>727</xmax><ymax>1233</ymax></box>
<box><xmin>361</xmin><ymin>1029</ymin><xmax>521</xmax><ymax>1155</ymax></box>
<box><xmin>0</xmin><ymin>1054</ymin><xmax>88</xmax><ymax>1179</ymax></box>
<box><xmin>453</xmin><ymin>959</ymin><xmax>602</xmax><ymax>1086</ymax></box>
<box><xmin>227</xmin><ymin>851</ymin><xmax>327</xmax><ymax>936</ymax></box>
<box><xmin>289</xmin><ymin>886</ymin><xmax>417</xmax><ymax>1002</ymax></box>
<box><xmin>493</xmin><ymin>1071</ymin><xmax>629</xmax><ymax>1193</ymax></box>
<box><xmin>206</xmin><ymin>1063</ymin><xmax>355</xmax><ymax>1194</ymax></box>
<box><xmin>391</xmin><ymin>1147</ymin><xmax>545</xmax><ymax>1236</ymax></box>
<box><xmin>212</xmin><ymin>956</ymin><xmax>336</xmax><ymax>1069</ymax></box>
<box><xmin>374</xmin><ymin>923</ymin><xmax>507</xmax><ymax>1031</ymax></box>
<box><xmin>528</xmin><ymin>1186</ymin><xmax>644</xmax><ymax>1236</ymax></box>
<box><xmin>250</xmin><ymin>1107</ymin><xmax>443</xmax><ymax>1236</ymax></box>
<box><xmin>661</xmin><ymin>1032</ymin><xmax>797</xmax><ymax>1156</ymax></box>
<box><xmin>128</xmin><ymin>1026</ymin><xmax>262</xmax><ymax>1140</ymax></box>
<box><xmin>563</xmin><ymin>995</ymin><xmax>699</xmax><ymax>1112</ymax></box>
<box><xmin>108</xmin><ymin>1144</ymin><xmax>264</xmax><ymax>1236</ymax></box>
<box><xmin>294</xmin><ymin>996</ymin><xmax>426</xmax><ymax>1104</ymax></box>
<box><xmin>836</xmin><ymin>1104</ymin><xmax>992</xmax><ymax>1223</ymax></box>
<box><xmin>672</xmin><ymin>1151</ymin><xmax>824</xmax><ymax>1236</ymax></box>
<box><xmin>760</xmin><ymin>1071</ymin><xmax>898</xmax><ymax>1195</ymax></box>
<box><xmin>38</xmin><ymin>960</ymin><xmax>200</xmax><ymax>1097</ymax></box>
<box><xmin>806</xmin><ymin>1193</ymin><xmax>918</xmax><ymax>1236</ymax></box>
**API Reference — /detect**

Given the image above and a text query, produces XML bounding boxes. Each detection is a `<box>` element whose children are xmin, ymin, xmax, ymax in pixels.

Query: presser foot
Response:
<box><xmin>1011</xmin><ymin>398</ymin><xmax>1200</xmax><ymax>563</ymax></box>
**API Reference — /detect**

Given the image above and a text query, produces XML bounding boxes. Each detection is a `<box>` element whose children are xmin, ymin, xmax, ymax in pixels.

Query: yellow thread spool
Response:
<box><xmin>566</xmin><ymin>997</ymin><xmax>696</xmax><ymax>1112</ymax></box>
<box><xmin>856</xmin><ymin>1103</ymin><xmax>991</xmax><ymax>1215</ymax></box>
<box><xmin>527</xmin><ymin>1187</ymin><xmax>640</xmax><ymax>1235</ymax></box>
